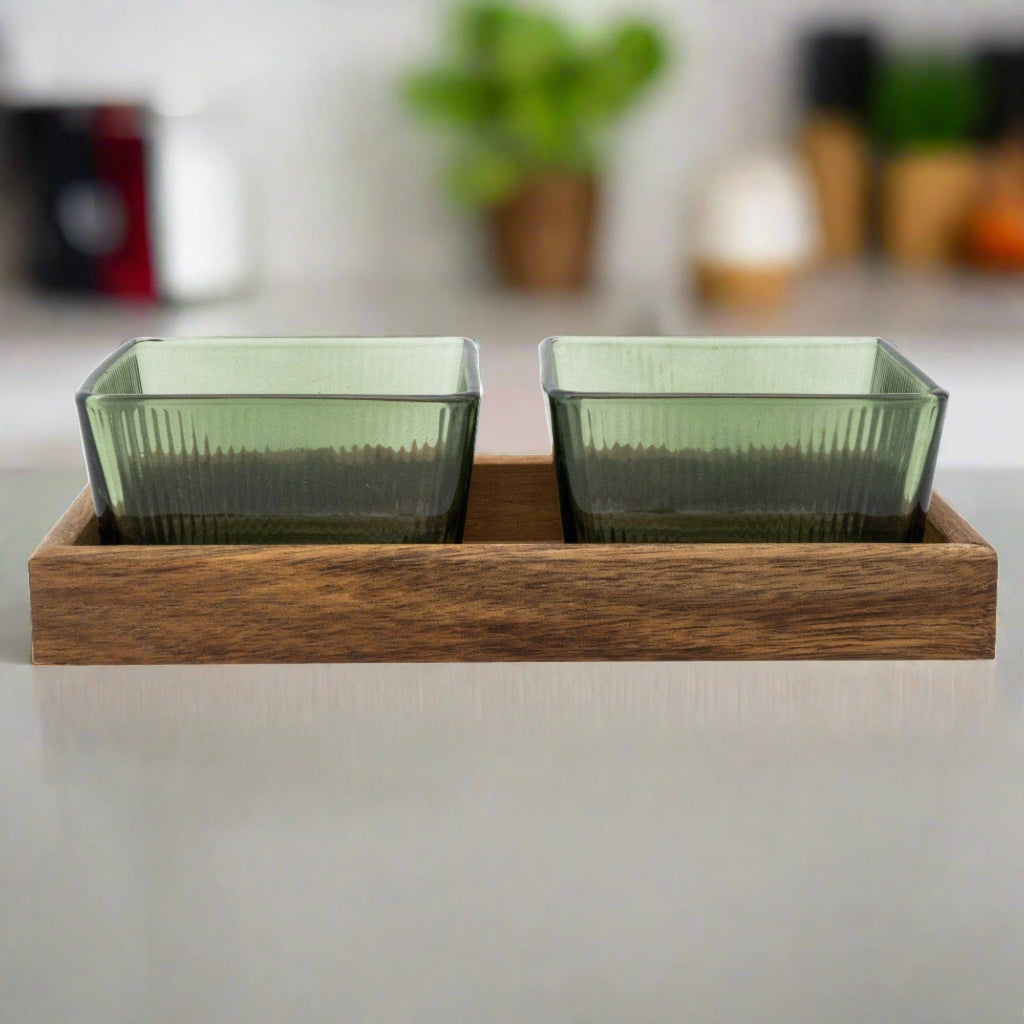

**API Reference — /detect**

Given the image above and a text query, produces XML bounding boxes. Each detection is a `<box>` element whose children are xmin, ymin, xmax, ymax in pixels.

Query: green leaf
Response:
<box><xmin>454</xmin><ymin>1</ymin><xmax>572</xmax><ymax>80</ymax></box>
<box><xmin>579</xmin><ymin>22</ymin><xmax>669</xmax><ymax>119</ymax></box>
<box><xmin>502</xmin><ymin>86</ymin><xmax>565</xmax><ymax>152</ymax></box>
<box><xmin>608</xmin><ymin>22</ymin><xmax>668</xmax><ymax>91</ymax></box>
<box><xmin>402</xmin><ymin>70</ymin><xmax>495</xmax><ymax>128</ymax></box>
<box><xmin>871</xmin><ymin>55</ymin><xmax>983</xmax><ymax>149</ymax></box>
<box><xmin>445</xmin><ymin>149</ymin><xmax>525</xmax><ymax>206</ymax></box>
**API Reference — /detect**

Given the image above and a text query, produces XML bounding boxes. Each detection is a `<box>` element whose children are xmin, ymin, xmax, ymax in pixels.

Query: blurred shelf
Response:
<box><xmin>661</xmin><ymin>265</ymin><xmax>1024</xmax><ymax>337</ymax></box>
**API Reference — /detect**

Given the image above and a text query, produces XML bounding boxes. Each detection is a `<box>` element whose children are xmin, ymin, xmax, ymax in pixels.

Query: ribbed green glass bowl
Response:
<box><xmin>540</xmin><ymin>336</ymin><xmax>947</xmax><ymax>543</ymax></box>
<box><xmin>77</xmin><ymin>337</ymin><xmax>481</xmax><ymax>544</ymax></box>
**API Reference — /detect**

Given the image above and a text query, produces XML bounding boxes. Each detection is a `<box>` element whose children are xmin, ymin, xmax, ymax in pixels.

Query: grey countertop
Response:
<box><xmin>1</xmin><ymin>466</ymin><xmax>1023</xmax><ymax>1022</ymax></box>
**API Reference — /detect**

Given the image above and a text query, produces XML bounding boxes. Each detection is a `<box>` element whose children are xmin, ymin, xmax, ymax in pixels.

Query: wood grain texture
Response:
<box><xmin>463</xmin><ymin>455</ymin><xmax>562</xmax><ymax>541</ymax></box>
<box><xmin>29</xmin><ymin>456</ymin><xmax>998</xmax><ymax>664</ymax></box>
<box><xmin>923</xmin><ymin>493</ymin><xmax>990</xmax><ymax>546</ymax></box>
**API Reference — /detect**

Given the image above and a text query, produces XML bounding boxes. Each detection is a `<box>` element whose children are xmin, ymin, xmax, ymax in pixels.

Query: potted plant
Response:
<box><xmin>871</xmin><ymin>55</ymin><xmax>984</xmax><ymax>265</ymax></box>
<box><xmin>401</xmin><ymin>1</ymin><xmax>668</xmax><ymax>290</ymax></box>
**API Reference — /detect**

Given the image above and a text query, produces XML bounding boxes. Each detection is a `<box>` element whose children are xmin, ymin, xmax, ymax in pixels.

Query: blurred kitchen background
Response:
<box><xmin>2</xmin><ymin>0</ymin><xmax>1024</xmax><ymax>470</ymax></box>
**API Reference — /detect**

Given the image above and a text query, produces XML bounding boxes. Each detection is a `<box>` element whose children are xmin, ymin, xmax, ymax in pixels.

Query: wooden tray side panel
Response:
<box><xmin>30</xmin><ymin>541</ymin><xmax>996</xmax><ymax>664</ymax></box>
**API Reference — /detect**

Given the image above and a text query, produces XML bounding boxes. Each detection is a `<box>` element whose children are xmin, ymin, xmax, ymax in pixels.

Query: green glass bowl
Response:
<box><xmin>77</xmin><ymin>337</ymin><xmax>481</xmax><ymax>544</ymax></box>
<box><xmin>540</xmin><ymin>336</ymin><xmax>947</xmax><ymax>543</ymax></box>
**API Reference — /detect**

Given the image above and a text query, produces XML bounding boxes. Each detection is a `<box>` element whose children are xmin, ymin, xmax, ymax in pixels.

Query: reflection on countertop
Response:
<box><xmin>6</xmin><ymin>662</ymin><xmax>1024</xmax><ymax>1024</ymax></box>
<box><xmin>33</xmin><ymin>661</ymin><xmax>1001</xmax><ymax>757</ymax></box>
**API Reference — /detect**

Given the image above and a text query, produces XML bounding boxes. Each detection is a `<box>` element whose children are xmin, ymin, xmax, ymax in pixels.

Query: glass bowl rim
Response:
<box><xmin>77</xmin><ymin>336</ymin><xmax>482</xmax><ymax>403</ymax></box>
<box><xmin>539</xmin><ymin>335</ymin><xmax>948</xmax><ymax>403</ymax></box>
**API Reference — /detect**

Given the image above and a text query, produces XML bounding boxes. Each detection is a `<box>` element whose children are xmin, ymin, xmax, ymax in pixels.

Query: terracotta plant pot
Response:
<box><xmin>491</xmin><ymin>175</ymin><xmax>597</xmax><ymax>290</ymax></box>
<box><xmin>881</xmin><ymin>150</ymin><xmax>982</xmax><ymax>265</ymax></box>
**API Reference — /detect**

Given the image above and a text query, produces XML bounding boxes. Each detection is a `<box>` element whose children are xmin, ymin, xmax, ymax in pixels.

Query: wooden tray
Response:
<box><xmin>29</xmin><ymin>455</ymin><xmax>997</xmax><ymax>664</ymax></box>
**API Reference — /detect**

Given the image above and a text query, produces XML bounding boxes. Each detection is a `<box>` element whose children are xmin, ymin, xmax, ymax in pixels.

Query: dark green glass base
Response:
<box><xmin>553</xmin><ymin>447</ymin><xmax>929</xmax><ymax>543</ymax></box>
<box><xmin>102</xmin><ymin>511</ymin><xmax>459</xmax><ymax>545</ymax></box>
<box><xmin>94</xmin><ymin>446</ymin><xmax>472</xmax><ymax>545</ymax></box>
<box><xmin>558</xmin><ymin>506</ymin><xmax>927</xmax><ymax>543</ymax></box>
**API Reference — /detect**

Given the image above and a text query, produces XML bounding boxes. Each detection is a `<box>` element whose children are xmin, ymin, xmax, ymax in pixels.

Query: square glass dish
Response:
<box><xmin>77</xmin><ymin>336</ymin><xmax>481</xmax><ymax>544</ymax></box>
<box><xmin>540</xmin><ymin>336</ymin><xmax>947</xmax><ymax>543</ymax></box>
